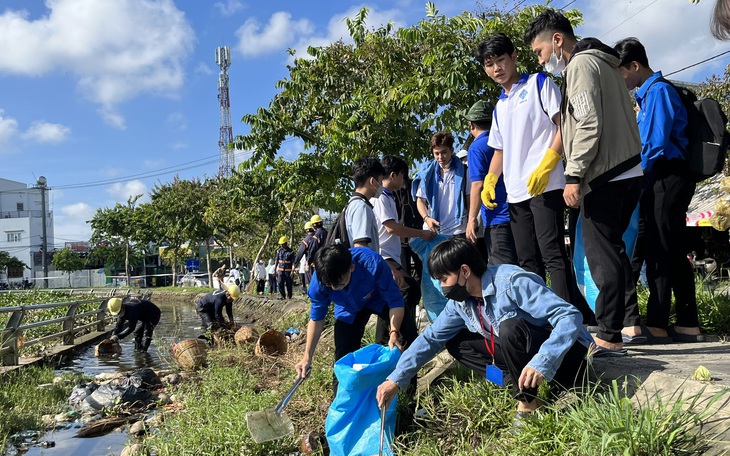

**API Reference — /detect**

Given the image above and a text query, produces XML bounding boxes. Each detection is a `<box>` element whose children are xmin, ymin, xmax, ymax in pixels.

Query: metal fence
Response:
<box><xmin>0</xmin><ymin>289</ymin><xmax>151</xmax><ymax>366</ymax></box>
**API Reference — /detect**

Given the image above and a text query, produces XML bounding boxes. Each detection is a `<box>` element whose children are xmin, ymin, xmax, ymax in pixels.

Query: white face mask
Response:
<box><xmin>374</xmin><ymin>184</ymin><xmax>384</xmax><ymax>198</ymax></box>
<box><xmin>544</xmin><ymin>41</ymin><xmax>565</xmax><ymax>75</ymax></box>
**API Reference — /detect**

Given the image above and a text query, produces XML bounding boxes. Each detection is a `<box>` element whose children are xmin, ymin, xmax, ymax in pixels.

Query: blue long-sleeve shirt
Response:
<box><xmin>308</xmin><ymin>247</ymin><xmax>404</xmax><ymax>324</ymax></box>
<box><xmin>635</xmin><ymin>71</ymin><xmax>688</xmax><ymax>173</ymax></box>
<box><xmin>387</xmin><ymin>264</ymin><xmax>593</xmax><ymax>387</ymax></box>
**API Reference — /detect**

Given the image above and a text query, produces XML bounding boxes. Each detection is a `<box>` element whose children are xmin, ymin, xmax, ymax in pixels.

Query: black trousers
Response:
<box><xmin>642</xmin><ymin>160</ymin><xmax>698</xmax><ymax>329</ymax></box>
<box><xmin>277</xmin><ymin>271</ymin><xmax>293</xmax><ymax>298</ymax></box>
<box><xmin>509</xmin><ymin>190</ymin><xmax>575</xmax><ymax>305</ymax></box>
<box><xmin>267</xmin><ymin>274</ymin><xmax>277</xmax><ymax>293</ymax></box>
<box><xmin>375</xmin><ymin>259</ymin><xmax>420</xmax><ymax>345</ymax></box>
<box><xmin>333</xmin><ymin>298</ymin><xmax>419</xmax><ymax>393</ymax></box>
<box><xmin>132</xmin><ymin>319</ymin><xmax>158</xmax><ymax>351</ymax></box>
<box><xmin>256</xmin><ymin>279</ymin><xmax>266</xmax><ymax>294</ymax></box>
<box><xmin>581</xmin><ymin>178</ymin><xmax>642</xmax><ymax>343</ymax></box>
<box><xmin>485</xmin><ymin>222</ymin><xmax>519</xmax><ymax>266</ymax></box>
<box><xmin>445</xmin><ymin>318</ymin><xmax>587</xmax><ymax>402</ymax></box>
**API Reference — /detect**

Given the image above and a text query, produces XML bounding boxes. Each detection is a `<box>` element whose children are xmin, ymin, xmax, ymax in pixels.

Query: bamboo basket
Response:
<box><xmin>94</xmin><ymin>338</ymin><xmax>122</xmax><ymax>357</ymax></box>
<box><xmin>254</xmin><ymin>329</ymin><xmax>288</xmax><ymax>357</ymax></box>
<box><xmin>234</xmin><ymin>325</ymin><xmax>259</xmax><ymax>346</ymax></box>
<box><xmin>173</xmin><ymin>338</ymin><xmax>208</xmax><ymax>370</ymax></box>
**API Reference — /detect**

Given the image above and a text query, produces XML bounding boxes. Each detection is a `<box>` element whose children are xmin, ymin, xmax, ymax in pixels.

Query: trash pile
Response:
<box><xmin>4</xmin><ymin>368</ymin><xmax>188</xmax><ymax>455</ymax></box>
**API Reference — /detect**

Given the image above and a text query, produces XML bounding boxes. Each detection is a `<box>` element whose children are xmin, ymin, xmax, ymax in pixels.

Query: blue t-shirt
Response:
<box><xmin>467</xmin><ymin>131</ymin><xmax>509</xmax><ymax>226</ymax></box>
<box><xmin>308</xmin><ymin>247</ymin><xmax>404</xmax><ymax>324</ymax></box>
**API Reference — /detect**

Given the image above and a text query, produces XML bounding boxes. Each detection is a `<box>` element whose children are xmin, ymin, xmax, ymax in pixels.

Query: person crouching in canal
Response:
<box><xmin>196</xmin><ymin>285</ymin><xmax>241</xmax><ymax>337</ymax></box>
<box><xmin>376</xmin><ymin>237</ymin><xmax>592</xmax><ymax>433</ymax></box>
<box><xmin>295</xmin><ymin>244</ymin><xmax>418</xmax><ymax>392</ymax></box>
<box><xmin>108</xmin><ymin>297</ymin><xmax>161</xmax><ymax>352</ymax></box>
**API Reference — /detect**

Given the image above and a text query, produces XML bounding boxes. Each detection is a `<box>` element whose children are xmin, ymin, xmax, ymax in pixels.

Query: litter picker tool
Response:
<box><xmin>246</xmin><ymin>370</ymin><xmax>308</xmax><ymax>444</ymax></box>
<box><xmin>378</xmin><ymin>405</ymin><xmax>387</xmax><ymax>456</ymax></box>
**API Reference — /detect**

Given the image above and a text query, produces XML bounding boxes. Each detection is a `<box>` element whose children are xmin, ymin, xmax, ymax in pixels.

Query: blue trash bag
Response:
<box><xmin>325</xmin><ymin>344</ymin><xmax>401</xmax><ymax>456</ymax></box>
<box><xmin>409</xmin><ymin>234</ymin><xmax>451</xmax><ymax>322</ymax></box>
<box><xmin>573</xmin><ymin>203</ymin><xmax>640</xmax><ymax>312</ymax></box>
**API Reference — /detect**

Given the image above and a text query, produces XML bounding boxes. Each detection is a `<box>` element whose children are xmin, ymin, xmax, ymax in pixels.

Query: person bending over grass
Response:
<box><xmin>376</xmin><ymin>237</ymin><xmax>593</xmax><ymax>431</ymax></box>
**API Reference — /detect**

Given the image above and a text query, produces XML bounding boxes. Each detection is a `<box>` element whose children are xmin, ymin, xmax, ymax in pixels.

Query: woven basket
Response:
<box><xmin>173</xmin><ymin>338</ymin><xmax>208</xmax><ymax>370</ymax></box>
<box><xmin>95</xmin><ymin>338</ymin><xmax>122</xmax><ymax>356</ymax></box>
<box><xmin>234</xmin><ymin>325</ymin><xmax>259</xmax><ymax>346</ymax></box>
<box><xmin>254</xmin><ymin>329</ymin><xmax>288</xmax><ymax>357</ymax></box>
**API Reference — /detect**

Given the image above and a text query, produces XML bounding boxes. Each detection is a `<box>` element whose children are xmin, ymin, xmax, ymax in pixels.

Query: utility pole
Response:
<box><xmin>36</xmin><ymin>176</ymin><xmax>48</xmax><ymax>288</ymax></box>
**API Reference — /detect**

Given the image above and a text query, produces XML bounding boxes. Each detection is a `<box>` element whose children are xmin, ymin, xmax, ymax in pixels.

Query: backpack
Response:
<box><xmin>650</xmin><ymin>77</ymin><xmax>730</xmax><ymax>182</ymax></box>
<box><xmin>324</xmin><ymin>194</ymin><xmax>368</xmax><ymax>250</ymax></box>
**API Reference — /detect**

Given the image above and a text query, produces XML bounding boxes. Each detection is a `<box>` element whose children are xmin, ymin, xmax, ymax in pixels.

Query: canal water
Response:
<box><xmin>23</xmin><ymin>298</ymin><xmax>204</xmax><ymax>456</ymax></box>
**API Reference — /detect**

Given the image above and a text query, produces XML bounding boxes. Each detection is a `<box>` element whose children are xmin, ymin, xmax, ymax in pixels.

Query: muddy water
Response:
<box><xmin>24</xmin><ymin>298</ymin><xmax>204</xmax><ymax>456</ymax></box>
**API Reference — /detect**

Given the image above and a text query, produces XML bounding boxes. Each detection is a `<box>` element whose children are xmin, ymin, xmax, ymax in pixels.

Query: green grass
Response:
<box><xmin>0</xmin><ymin>367</ymin><xmax>77</xmax><ymax>447</ymax></box>
<box><xmin>634</xmin><ymin>278</ymin><xmax>730</xmax><ymax>335</ymax></box>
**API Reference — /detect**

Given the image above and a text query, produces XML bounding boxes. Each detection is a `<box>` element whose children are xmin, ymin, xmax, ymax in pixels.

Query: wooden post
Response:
<box><xmin>1</xmin><ymin>309</ymin><xmax>24</xmax><ymax>366</ymax></box>
<box><xmin>62</xmin><ymin>302</ymin><xmax>80</xmax><ymax>345</ymax></box>
<box><xmin>97</xmin><ymin>299</ymin><xmax>109</xmax><ymax>332</ymax></box>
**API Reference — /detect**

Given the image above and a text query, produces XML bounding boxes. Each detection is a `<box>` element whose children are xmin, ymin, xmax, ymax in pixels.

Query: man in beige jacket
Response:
<box><xmin>525</xmin><ymin>9</ymin><xmax>642</xmax><ymax>357</ymax></box>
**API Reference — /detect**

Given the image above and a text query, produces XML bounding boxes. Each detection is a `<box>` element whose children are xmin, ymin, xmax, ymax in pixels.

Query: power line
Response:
<box><xmin>599</xmin><ymin>0</ymin><xmax>660</xmax><ymax>39</ymax></box>
<box><xmin>560</xmin><ymin>0</ymin><xmax>577</xmax><ymax>10</ymax></box>
<box><xmin>665</xmin><ymin>49</ymin><xmax>730</xmax><ymax>77</ymax></box>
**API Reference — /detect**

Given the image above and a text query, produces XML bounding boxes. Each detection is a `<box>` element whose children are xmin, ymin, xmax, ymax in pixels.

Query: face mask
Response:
<box><xmin>373</xmin><ymin>180</ymin><xmax>384</xmax><ymax>198</ymax></box>
<box><xmin>441</xmin><ymin>272</ymin><xmax>471</xmax><ymax>302</ymax></box>
<box><xmin>544</xmin><ymin>41</ymin><xmax>565</xmax><ymax>75</ymax></box>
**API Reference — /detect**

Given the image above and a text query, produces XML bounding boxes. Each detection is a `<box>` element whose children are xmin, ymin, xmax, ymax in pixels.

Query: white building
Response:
<box><xmin>0</xmin><ymin>177</ymin><xmax>54</xmax><ymax>283</ymax></box>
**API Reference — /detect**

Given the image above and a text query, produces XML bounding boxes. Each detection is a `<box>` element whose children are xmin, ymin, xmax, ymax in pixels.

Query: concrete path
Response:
<box><xmin>593</xmin><ymin>338</ymin><xmax>730</xmax><ymax>455</ymax></box>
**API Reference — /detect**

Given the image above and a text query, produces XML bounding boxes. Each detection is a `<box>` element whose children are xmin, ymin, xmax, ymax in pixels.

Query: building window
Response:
<box><xmin>7</xmin><ymin>233</ymin><xmax>21</xmax><ymax>242</ymax></box>
<box><xmin>16</xmin><ymin>203</ymin><xmax>23</xmax><ymax>212</ymax></box>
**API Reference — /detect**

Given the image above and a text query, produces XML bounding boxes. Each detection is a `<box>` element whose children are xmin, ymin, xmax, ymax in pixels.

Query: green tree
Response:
<box><xmin>51</xmin><ymin>249</ymin><xmax>85</xmax><ymax>287</ymax></box>
<box><xmin>0</xmin><ymin>252</ymin><xmax>28</xmax><ymax>284</ymax></box>
<box><xmin>144</xmin><ymin>177</ymin><xmax>213</xmax><ymax>285</ymax></box>
<box><xmin>233</xmin><ymin>3</ymin><xmax>582</xmax><ymax>211</ymax></box>
<box><xmin>89</xmin><ymin>195</ymin><xmax>143</xmax><ymax>286</ymax></box>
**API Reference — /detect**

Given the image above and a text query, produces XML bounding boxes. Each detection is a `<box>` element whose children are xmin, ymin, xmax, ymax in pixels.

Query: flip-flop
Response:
<box><xmin>591</xmin><ymin>345</ymin><xmax>628</xmax><ymax>358</ymax></box>
<box><xmin>639</xmin><ymin>325</ymin><xmax>674</xmax><ymax>345</ymax></box>
<box><xmin>667</xmin><ymin>326</ymin><xmax>706</xmax><ymax>343</ymax></box>
<box><xmin>621</xmin><ymin>333</ymin><xmax>648</xmax><ymax>345</ymax></box>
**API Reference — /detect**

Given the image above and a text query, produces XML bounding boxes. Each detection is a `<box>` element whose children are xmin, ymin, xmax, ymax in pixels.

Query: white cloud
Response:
<box><xmin>234</xmin><ymin>6</ymin><xmax>405</xmax><ymax>60</ymax></box>
<box><xmin>195</xmin><ymin>62</ymin><xmax>214</xmax><ymax>75</ymax></box>
<box><xmin>54</xmin><ymin>202</ymin><xmax>95</xmax><ymax>243</ymax></box>
<box><xmin>0</xmin><ymin>0</ymin><xmax>195</xmax><ymax>128</ymax></box>
<box><xmin>21</xmin><ymin>121</ymin><xmax>70</xmax><ymax>144</ymax></box>
<box><xmin>144</xmin><ymin>159</ymin><xmax>165</xmax><ymax>168</ymax></box>
<box><xmin>106</xmin><ymin>180</ymin><xmax>148</xmax><ymax>202</ymax></box>
<box><xmin>215</xmin><ymin>0</ymin><xmax>245</xmax><ymax>17</ymax></box>
<box><xmin>578</xmin><ymin>0</ymin><xmax>725</xmax><ymax>82</ymax></box>
<box><xmin>236</xmin><ymin>11</ymin><xmax>315</xmax><ymax>57</ymax></box>
<box><xmin>171</xmin><ymin>142</ymin><xmax>188</xmax><ymax>150</ymax></box>
<box><xmin>166</xmin><ymin>112</ymin><xmax>187</xmax><ymax>131</ymax></box>
<box><xmin>0</xmin><ymin>110</ymin><xmax>19</xmax><ymax>144</ymax></box>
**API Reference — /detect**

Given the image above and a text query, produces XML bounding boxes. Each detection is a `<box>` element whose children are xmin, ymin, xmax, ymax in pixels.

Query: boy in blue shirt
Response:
<box><xmin>295</xmin><ymin>244</ymin><xmax>418</xmax><ymax>391</ymax></box>
<box><xmin>376</xmin><ymin>237</ymin><xmax>591</xmax><ymax>430</ymax></box>
<box><xmin>613</xmin><ymin>38</ymin><xmax>703</xmax><ymax>343</ymax></box>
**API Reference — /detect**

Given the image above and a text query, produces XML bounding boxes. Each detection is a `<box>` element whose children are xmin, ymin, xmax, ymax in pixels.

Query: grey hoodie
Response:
<box><xmin>560</xmin><ymin>38</ymin><xmax>641</xmax><ymax>196</ymax></box>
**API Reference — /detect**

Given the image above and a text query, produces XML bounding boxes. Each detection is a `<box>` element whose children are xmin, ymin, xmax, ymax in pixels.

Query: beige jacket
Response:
<box><xmin>561</xmin><ymin>47</ymin><xmax>641</xmax><ymax>196</ymax></box>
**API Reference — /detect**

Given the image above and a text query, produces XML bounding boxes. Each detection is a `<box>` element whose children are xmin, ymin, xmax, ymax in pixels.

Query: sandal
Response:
<box><xmin>667</xmin><ymin>326</ymin><xmax>706</xmax><ymax>343</ymax></box>
<box><xmin>639</xmin><ymin>325</ymin><xmax>674</xmax><ymax>345</ymax></box>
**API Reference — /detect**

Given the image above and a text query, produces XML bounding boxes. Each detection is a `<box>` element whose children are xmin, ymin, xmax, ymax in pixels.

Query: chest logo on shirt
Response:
<box><xmin>363</xmin><ymin>291</ymin><xmax>373</xmax><ymax>299</ymax></box>
<box><xmin>518</xmin><ymin>89</ymin><xmax>529</xmax><ymax>104</ymax></box>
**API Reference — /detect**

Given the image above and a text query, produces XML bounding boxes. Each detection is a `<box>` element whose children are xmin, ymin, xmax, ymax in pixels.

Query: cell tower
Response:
<box><xmin>216</xmin><ymin>46</ymin><xmax>234</xmax><ymax>177</ymax></box>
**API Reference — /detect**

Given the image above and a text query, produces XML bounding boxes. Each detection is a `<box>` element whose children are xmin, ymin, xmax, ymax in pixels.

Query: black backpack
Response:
<box><xmin>650</xmin><ymin>78</ymin><xmax>730</xmax><ymax>182</ymax></box>
<box><xmin>324</xmin><ymin>194</ymin><xmax>368</xmax><ymax>250</ymax></box>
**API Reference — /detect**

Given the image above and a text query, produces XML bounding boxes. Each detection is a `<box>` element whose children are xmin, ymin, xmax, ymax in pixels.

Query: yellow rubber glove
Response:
<box><xmin>526</xmin><ymin>148</ymin><xmax>561</xmax><ymax>197</ymax></box>
<box><xmin>481</xmin><ymin>173</ymin><xmax>499</xmax><ymax>210</ymax></box>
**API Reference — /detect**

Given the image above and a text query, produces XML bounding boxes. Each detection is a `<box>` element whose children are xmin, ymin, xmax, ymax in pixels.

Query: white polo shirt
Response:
<box><xmin>415</xmin><ymin>165</ymin><xmax>469</xmax><ymax>236</ymax></box>
<box><xmin>488</xmin><ymin>73</ymin><xmax>566</xmax><ymax>204</ymax></box>
<box><xmin>371</xmin><ymin>189</ymin><xmax>401</xmax><ymax>263</ymax></box>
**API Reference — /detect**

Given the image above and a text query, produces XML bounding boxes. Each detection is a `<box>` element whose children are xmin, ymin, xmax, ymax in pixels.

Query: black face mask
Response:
<box><xmin>441</xmin><ymin>272</ymin><xmax>470</xmax><ymax>302</ymax></box>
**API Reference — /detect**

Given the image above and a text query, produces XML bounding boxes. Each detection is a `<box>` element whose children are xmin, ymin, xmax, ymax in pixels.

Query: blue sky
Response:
<box><xmin>0</xmin><ymin>0</ymin><xmax>725</xmax><ymax>247</ymax></box>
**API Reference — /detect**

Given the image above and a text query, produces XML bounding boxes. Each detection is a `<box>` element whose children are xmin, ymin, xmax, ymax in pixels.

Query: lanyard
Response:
<box><xmin>476</xmin><ymin>298</ymin><xmax>495</xmax><ymax>360</ymax></box>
